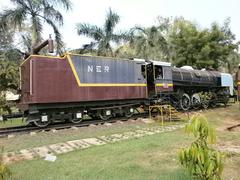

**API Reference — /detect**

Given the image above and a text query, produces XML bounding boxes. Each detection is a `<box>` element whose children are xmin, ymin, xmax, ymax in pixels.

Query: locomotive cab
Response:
<box><xmin>143</xmin><ymin>60</ymin><xmax>173</xmax><ymax>98</ymax></box>
<box><xmin>152</xmin><ymin>61</ymin><xmax>173</xmax><ymax>95</ymax></box>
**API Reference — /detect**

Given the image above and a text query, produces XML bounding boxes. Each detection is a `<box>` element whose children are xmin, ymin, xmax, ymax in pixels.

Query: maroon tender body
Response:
<box><xmin>18</xmin><ymin>54</ymin><xmax>147</xmax><ymax>111</ymax></box>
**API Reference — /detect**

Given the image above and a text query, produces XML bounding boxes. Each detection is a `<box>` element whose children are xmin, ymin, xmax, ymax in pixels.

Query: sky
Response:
<box><xmin>0</xmin><ymin>0</ymin><xmax>239</xmax><ymax>50</ymax></box>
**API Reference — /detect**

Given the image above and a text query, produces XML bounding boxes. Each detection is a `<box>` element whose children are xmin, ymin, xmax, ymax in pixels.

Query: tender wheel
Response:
<box><xmin>70</xmin><ymin>112</ymin><xmax>83</xmax><ymax>123</ymax></box>
<box><xmin>124</xmin><ymin>107</ymin><xmax>134</xmax><ymax>118</ymax></box>
<box><xmin>180</xmin><ymin>93</ymin><xmax>191</xmax><ymax>111</ymax></box>
<box><xmin>99</xmin><ymin>110</ymin><xmax>112</xmax><ymax>120</ymax></box>
<box><xmin>34</xmin><ymin>120</ymin><xmax>50</xmax><ymax>127</ymax></box>
<box><xmin>33</xmin><ymin>115</ymin><xmax>50</xmax><ymax>127</ymax></box>
<box><xmin>30</xmin><ymin>114</ymin><xmax>50</xmax><ymax>127</ymax></box>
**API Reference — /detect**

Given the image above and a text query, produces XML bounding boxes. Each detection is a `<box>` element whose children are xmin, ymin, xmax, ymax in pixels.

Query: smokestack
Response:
<box><xmin>32</xmin><ymin>34</ymin><xmax>54</xmax><ymax>55</ymax></box>
<box><xmin>48</xmin><ymin>34</ymin><xmax>54</xmax><ymax>53</ymax></box>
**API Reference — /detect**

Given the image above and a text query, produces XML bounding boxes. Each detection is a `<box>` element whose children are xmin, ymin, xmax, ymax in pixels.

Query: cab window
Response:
<box><xmin>154</xmin><ymin>66</ymin><xmax>163</xmax><ymax>80</ymax></box>
<box><xmin>163</xmin><ymin>67</ymin><xmax>172</xmax><ymax>80</ymax></box>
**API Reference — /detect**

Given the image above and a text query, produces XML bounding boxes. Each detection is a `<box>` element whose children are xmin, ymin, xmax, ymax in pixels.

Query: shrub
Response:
<box><xmin>179</xmin><ymin>115</ymin><xmax>224</xmax><ymax>180</ymax></box>
<box><xmin>0</xmin><ymin>147</ymin><xmax>11</xmax><ymax>180</ymax></box>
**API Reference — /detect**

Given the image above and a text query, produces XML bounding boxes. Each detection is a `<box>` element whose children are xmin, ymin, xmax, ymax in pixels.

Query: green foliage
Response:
<box><xmin>76</xmin><ymin>8</ymin><xmax>129</xmax><ymax>57</ymax></box>
<box><xmin>0</xmin><ymin>60</ymin><xmax>19</xmax><ymax>92</ymax></box>
<box><xmin>168</xmin><ymin>17</ymin><xmax>238</xmax><ymax>71</ymax></box>
<box><xmin>129</xmin><ymin>25</ymin><xmax>169</xmax><ymax>60</ymax></box>
<box><xmin>0</xmin><ymin>0</ymin><xmax>72</xmax><ymax>55</ymax></box>
<box><xmin>0</xmin><ymin>27</ymin><xmax>20</xmax><ymax>115</ymax></box>
<box><xmin>0</xmin><ymin>60</ymin><xmax>19</xmax><ymax>115</ymax></box>
<box><xmin>0</xmin><ymin>147</ymin><xmax>11</xmax><ymax>180</ymax></box>
<box><xmin>0</xmin><ymin>29</ymin><xmax>13</xmax><ymax>51</ymax></box>
<box><xmin>179</xmin><ymin>115</ymin><xmax>224</xmax><ymax>180</ymax></box>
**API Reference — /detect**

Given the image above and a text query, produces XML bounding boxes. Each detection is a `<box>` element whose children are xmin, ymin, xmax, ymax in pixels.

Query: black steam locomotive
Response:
<box><xmin>144</xmin><ymin>60</ymin><xmax>233</xmax><ymax>111</ymax></box>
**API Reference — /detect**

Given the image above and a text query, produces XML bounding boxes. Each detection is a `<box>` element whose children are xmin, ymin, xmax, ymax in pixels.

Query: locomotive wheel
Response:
<box><xmin>191</xmin><ymin>94</ymin><xmax>201</xmax><ymax>110</ymax></box>
<box><xmin>210</xmin><ymin>93</ymin><xmax>217</xmax><ymax>108</ymax></box>
<box><xmin>124</xmin><ymin>107</ymin><xmax>134</xmax><ymax>118</ymax></box>
<box><xmin>180</xmin><ymin>93</ymin><xmax>191</xmax><ymax>111</ymax></box>
<box><xmin>202</xmin><ymin>101</ymin><xmax>209</xmax><ymax>109</ymax></box>
<box><xmin>210</xmin><ymin>102</ymin><xmax>217</xmax><ymax>108</ymax></box>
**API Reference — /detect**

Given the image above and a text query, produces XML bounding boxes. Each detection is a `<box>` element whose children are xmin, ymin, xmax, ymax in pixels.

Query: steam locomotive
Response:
<box><xmin>17</xmin><ymin>51</ymin><xmax>233</xmax><ymax>127</ymax></box>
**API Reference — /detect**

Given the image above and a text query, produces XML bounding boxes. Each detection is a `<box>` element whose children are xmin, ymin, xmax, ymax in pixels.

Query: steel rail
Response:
<box><xmin>0</xmin><ymin>113</ymin><xmax>149</xmax><ymax>138</ymax></box>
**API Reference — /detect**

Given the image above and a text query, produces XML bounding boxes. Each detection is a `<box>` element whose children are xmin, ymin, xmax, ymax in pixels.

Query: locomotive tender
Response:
<box><xmin>18</xmin><ymin>53</ymin><xmax>233</xmax><ymax>127</ymax></box>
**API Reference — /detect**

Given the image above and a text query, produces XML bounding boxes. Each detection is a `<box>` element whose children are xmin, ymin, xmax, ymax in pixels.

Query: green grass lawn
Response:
<box><xmin>0</xmin><ymin>118</ymin><xmax>26</xmax><ymax>128</ymax></box>
<box><xmin>10</xmin><ymin>130</ymin><xmax>192</xmax><ymax>180</ymax></box>
<box><xmin>2</xmin><ymin>103</ymin><xmax>240</xmax><ymax>179</ymax></box>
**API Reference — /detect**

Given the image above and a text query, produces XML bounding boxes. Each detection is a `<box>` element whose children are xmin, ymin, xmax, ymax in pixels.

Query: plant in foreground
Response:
<box><xmin>179</xmin><ymin>115</ymin><xmax>224</xmax><ymax>180</ymax></box>
<box><xmin>0</xmin><ymin>147</ymin><xmax>11</xmax><ymax>180</ymax></box>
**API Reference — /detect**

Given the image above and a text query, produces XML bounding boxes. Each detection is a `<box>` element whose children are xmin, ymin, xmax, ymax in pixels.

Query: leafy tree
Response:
<box><xmin>0</xmin><ymin>28</ymin><xmax>21</xmax><ymax>115</ymax></box>
<box><xmin>0</xmin><ymin>0</ymin><xmax>72</xmax><ymax>55</ymax></box>
<box><xmin>129</xmin><ymin>25</ymin><xmax>168</xmax><ymax>60</ymax></box>
<box><xmin>222</xmin><ymin>51</ymin><xmax>240</xmax><ymax>74</ymax></box>
<box><xmin>76</xmin><ymin>8</ymin><xmax>128</xmax><ymax>57</ymax></box>
<box><xmin>0</xmin><ymin>29</ymin><xmax>13</xmax><ymax>51</ymax></box>
<box><xmin>179</xmin><ymin>115</ymin><xmax>224</xmax><ymax>180</ymax></box>
<box><xmin>168</xmin><ymin>18</ymin><xmax>199</xmax><ymax>66</ymax></box>
<box><xmin>168</xmin><ymin>17</ymin><xmax>238</xmax><ymax>71</ymax></box>
<box><xmin>114</xmin><ymin>43</ymin><xmax>136</xmax><ymax>59</ymax></box>
<box><xmin>0</xmin><ymin>60</ymin><xmax>19</xmax><ymax>115</ymax></box>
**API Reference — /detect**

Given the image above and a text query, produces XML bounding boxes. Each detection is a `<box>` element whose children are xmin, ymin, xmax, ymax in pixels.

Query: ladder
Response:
<box><xmin>149</xmin><ymin>104</ymin><xmax>182</xmax><ymax>125</ymax></box>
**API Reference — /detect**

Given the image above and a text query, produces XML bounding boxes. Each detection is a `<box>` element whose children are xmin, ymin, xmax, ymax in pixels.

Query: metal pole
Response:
<box><xmin>161</xmin><ymin>106</ymin><xmax>163</xmax><ymax>126</ymax></box>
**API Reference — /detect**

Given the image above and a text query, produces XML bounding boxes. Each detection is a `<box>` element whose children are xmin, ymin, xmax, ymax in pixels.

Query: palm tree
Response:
<box><xmin>76</xmin><ymin>8</ymin><xmax>128</xmax><ymax>57</ymax></box>
<box><xmin>129</xmin><ymin>26</ymin><xmax>169</xmax><ymax>60</ymax></box>
<box><xmin>0</xmin><ymin>0</ymin><xmax>72</xmax><ymax>55</ymax></box>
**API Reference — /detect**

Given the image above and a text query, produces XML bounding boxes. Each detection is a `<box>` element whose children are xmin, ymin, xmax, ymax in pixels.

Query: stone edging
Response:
<box><xmin>3</xmin><ymin>124</ymin><xmax>186</xmax><ymax>164</ymax></box>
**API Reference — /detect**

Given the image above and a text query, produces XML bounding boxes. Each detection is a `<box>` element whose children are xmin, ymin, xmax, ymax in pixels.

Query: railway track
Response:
<box><xmin>0</xmin><ymin>103</ymin><xmax>232</xmax><ymax>138</ymax></box>
<box><xmin>0</xmin><ymin>113</ymin><xmax>149</xmax><ymax>138</ymax></box>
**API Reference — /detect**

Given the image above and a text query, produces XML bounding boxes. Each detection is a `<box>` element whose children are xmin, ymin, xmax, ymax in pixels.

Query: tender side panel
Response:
<box><xmin>70</xmin><ymin>55</ymin><xmax>146</xmax><ymax>85</ymax></box>
<box><xmin>18</xmin><ymin>59</ymin><xmax>31</xmax><ymax>111</ymax></box>
<box><xmin>25</xmin><ymin>55</ymin><xmax>147</xmax><ymax>104</ymax></box>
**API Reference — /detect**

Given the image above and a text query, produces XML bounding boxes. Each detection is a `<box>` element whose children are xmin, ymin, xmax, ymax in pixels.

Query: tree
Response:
<box><xmin>76</xmin><ymin>8</ymin><xmax>128</xmax><ymax>57</ymax></box>
<box><xmin>0</xmin><ymin>28</ymin><xmax>21</xmax><ymax>115</ymax></box>
<box><xmin>224</xmin><ymin>52</ymin><xmax>240</xmax><ymax>74</ymax></box>
<box><xmin>168</xmin><ymin>17</ymin><xmax>238</xmax><ymax>71</ymax></box>
<box><xmin>0</xmin><ymin>0</ymin><xmax>72</xmax><ymax>55</ymax></box>
<box><xmin>168</xmin><ymin>18</ymin><xmax>199</xmax><ymax>66</ymax></box>
<box><xmin>129</xmin><ymin>25</ymin><xmax>168</xmax><ymax>60</ymax></box>
<box><xmin>0</xmin><ymin>29</ymin><xmax>13</xmax><ymax>51</ymax></box>
<box><xmin>0</xmin><ymin>60</ymin><xmax>19</xmax><ymax>115</ymax></box>
<box><xmin>179</xmin><ymin>115</ymin><xmax>224</xmax><ymax>180</ymax></box>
